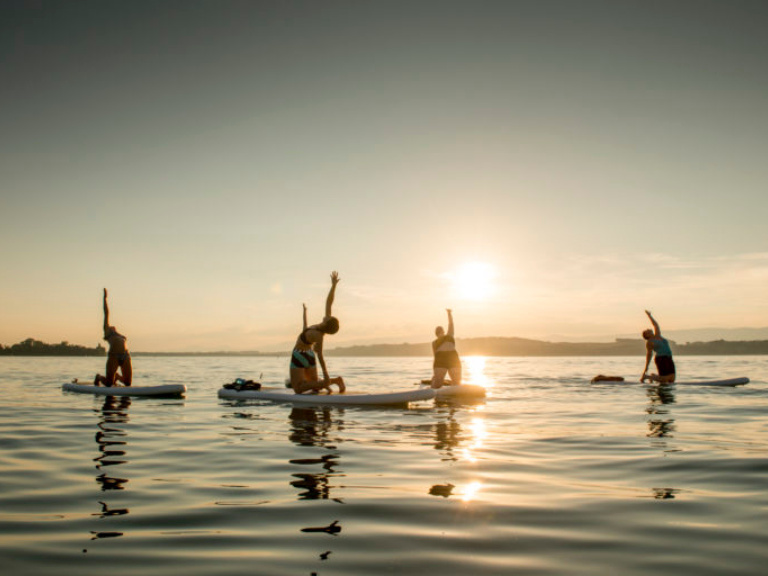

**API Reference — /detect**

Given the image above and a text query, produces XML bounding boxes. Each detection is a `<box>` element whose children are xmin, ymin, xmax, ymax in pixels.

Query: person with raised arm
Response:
<box><xmin>431</xmin><ymin>309</ymin><xmax>462</xmax><ymax>389</ymax></box>
<box><xmin>641</xmin><ymin>310</ymin><xmax>676</xmax><ymax>384</ymax></box>
<box><xmin>94</xmin><ymin>289</ymin><xmax>133</xmax><ymax>387</ymax></box>
<box><xmin>289</xmin><ymin>271</ymin><xmax>345</xmax><ymax>394</ymax></box>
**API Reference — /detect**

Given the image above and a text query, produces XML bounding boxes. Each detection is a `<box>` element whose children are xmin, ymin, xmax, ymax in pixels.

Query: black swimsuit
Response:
<box><xmin>109</xmin><ymin>352</ymin><xmax>131</xmax><ymax>366</ymax></box>
<box><xmin>433</xmin><ymin>335</ymin><xmax>461</xmax><ymax>369</ymax></box>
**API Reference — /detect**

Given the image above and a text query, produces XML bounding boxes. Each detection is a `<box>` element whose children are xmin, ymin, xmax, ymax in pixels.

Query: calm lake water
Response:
<box><xmin>1</xmin><ymin>355</ymin><xmax>767</xmax><ymax>575</ymax></box>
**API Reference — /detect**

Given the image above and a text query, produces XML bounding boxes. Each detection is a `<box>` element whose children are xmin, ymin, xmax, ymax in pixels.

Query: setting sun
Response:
<box><xmin>451</xmin><ymin>262</ymin><xmax>497</xmax><ymax>301</ymax></box>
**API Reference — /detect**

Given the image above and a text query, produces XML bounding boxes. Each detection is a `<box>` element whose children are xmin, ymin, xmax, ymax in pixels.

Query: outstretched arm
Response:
<box><xmin>325</xmin><ymin>271</ymin><xmax>340</xmax><ymax>317</ymax></box>
<box><xmin>446</xmin><ymin>309</ymin><xmax>454</xmax><ymax>337</ymax></box>
<box><xmin>641</xmin><ymin>341</ymin><xmax>653</xmax><ymax>381</ymax></box>
<box><xmin>302</xmin><ymin>303</ymin><xmax>308</xmax><ymax>331</ymax></box>
<box><xmin>315</xmin><ymin>339</ymin><xmax>330</xmax><ymax>383</ymax></box>
<box><xmin>102</xmin><ymin>288</ymin><xmax>110</xmax><ymax>337</ymax></box>
<box><xmin>645</xmin><ymin>310</ymin><xmax>661</xmax><ymax>337</ymax></box>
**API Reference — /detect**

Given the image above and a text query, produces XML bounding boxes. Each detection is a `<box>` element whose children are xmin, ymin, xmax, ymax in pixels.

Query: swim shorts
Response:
<box><xmin>655</xmin><ymin>355</ymin><xmax>676</xmax><ymax>377</ymax></box>
<box><xmin>434</xmin><ymin>350</ymin><xmax>461</xmax><ymax>370</ymax></box>
<box><xmin>290</xmin><ymin>348</ymin><xmax>316</xmax><ymax>369</ymax></box>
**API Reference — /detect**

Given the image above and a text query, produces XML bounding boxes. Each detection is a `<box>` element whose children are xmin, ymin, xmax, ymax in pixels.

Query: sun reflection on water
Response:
<box><xmin>461</xmin><ymin>481</ymin><xmax>483</xmax><ymax>502</ymax></box>
<box><xmin>463</xmin><ymin>355</ymin><xmax>493</xmax><ymax>390</ymax></box>
<box><xmin>461</xmin><ymin>417</ymin><xmax>488</xmax><ymax>462</ymax></box>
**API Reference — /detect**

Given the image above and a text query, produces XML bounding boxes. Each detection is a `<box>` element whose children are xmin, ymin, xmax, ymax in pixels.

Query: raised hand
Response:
<box><xmin>330</xmin><ymin>271</ymin><xmax>340</xmax><ymax>285</ymax></box>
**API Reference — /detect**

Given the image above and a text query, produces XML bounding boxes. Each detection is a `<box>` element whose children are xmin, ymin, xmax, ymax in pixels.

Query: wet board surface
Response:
<box><xmin>434</xmin><ymin>384</ymin><xmax>487</xmax><ymax>398</ymax></box>
<box><xmin>593</xmin><ymin>377</ymin><xmax>749</xmax><ymax>387</ymax></box>
<box><xmin>62</xmin><ymin>382</ymin><xmax>187</xmax><ymax>397</ymax></box>
<box><xmin>218</xmin><ymin>386</ymin><xmax>436</xmax><ymax>405</ymax></box>
<box><xmin>418</xmin><ymin>380</ymin><xmax>487</xmax><ymax>398</ymax></box>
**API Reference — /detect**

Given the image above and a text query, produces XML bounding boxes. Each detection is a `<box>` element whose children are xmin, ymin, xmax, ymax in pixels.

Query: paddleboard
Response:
<box><xmin>593</xmin><ymin>377</ymin><xmax>749</xmax><ymax>387</ymax></box>
<box><xmin>62</xmin><ymin>382</ymin><xmax>187</xmax><ymax>397</ymax></box>
<box><xmin>418</xmin><ymin>380</ymin><xmax>487</xmax><ymax>399</ymax></box>
<box><xmin>650</xmin><ymin>377</ymin><xmax>749</xmax><ymax>387</ymax></box>
<box><xmin>219</xmin><ymin>386</ymin><xmax>436</xmax><ymax>405</ymax></box>
<box><xmin>434</xmin><ymin>384</ymin><xmax>487</xmax><ymax>399</ymax></box>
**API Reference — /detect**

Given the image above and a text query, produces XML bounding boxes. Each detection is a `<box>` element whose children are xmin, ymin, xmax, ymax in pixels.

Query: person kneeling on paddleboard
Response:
<box><xmin>289</xmin><ymin>271</ymin><xmax>345</xmax><ymax>395</ymax></box>
<box><xmin>94</xmin><ymin>288</ymin><xmax>132</xmax><ymax>387</ymax></box>
<box><xmin>641</xmin><ymin>310</ymin><xmax>676</xmax><ymax>384</ymax></box>
<box><xmin>431</xmin><ymin>309</ymin><xmax>462</xmax><ymax>389</ymax></box>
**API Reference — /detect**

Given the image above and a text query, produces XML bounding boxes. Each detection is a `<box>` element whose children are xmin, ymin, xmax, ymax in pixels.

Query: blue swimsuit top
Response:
<box><xmin>652</xmin><ymin>337</ymin><xmax>672</xmax><ymax>357</ymax></box>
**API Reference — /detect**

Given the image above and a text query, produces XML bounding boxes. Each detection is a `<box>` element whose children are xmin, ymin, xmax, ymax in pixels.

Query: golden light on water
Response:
<box><xmin>464</xmin><ymin>355</ymin><xmax>493</xmax><ymax>389</ymax></box>
<box><xmin>461</xmin><ymin>416</ymin><xmax>488</xmax><ymax>462</ymax></box>
<box><xmin>461</xmin><ymin>481</ymin><xmax>483</xmax><ymax>502</ymax></box>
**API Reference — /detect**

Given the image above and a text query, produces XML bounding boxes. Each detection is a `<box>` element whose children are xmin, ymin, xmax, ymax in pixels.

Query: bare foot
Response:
<box><xmin>336</xmin><ymin>377</ymin><xmax>345</xmax><ymax>394</ymax></box>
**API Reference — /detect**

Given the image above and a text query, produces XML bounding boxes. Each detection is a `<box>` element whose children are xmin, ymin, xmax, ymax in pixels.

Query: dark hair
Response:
<box><xmin>322</xmin><ymin>316</ymin><xmax>340</xmax><ymax>335</ymax></box>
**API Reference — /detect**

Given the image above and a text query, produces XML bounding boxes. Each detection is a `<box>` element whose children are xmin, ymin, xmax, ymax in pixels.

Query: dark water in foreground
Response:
<box><xmin>1</xmin><ymin>355</ymin><xmax>767</xmax><ymax>575</ymax></box>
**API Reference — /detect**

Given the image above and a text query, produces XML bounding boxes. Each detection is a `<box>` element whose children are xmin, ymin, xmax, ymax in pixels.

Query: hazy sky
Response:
<box><xmin>2</xmin><ymin>0</ymin><xmax>767</xmax><ymax>351</ymax></box>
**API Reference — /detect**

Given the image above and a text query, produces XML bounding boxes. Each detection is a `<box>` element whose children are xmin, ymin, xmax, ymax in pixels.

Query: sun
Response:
<box><xmin>451</xmin><ymin>261</ymin><xmax>497</xmax><ymax>301</ymax></box>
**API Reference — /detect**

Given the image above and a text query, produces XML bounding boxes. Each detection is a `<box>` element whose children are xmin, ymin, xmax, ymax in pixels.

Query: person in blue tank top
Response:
<box><xmin>641</xmin><ymin>310</ymin><xmax>676</xmax><ymax>383</ymax></box>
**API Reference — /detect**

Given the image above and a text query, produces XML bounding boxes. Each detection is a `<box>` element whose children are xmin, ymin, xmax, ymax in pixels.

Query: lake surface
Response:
<box><xmin>1</xmin><ymin>355</ymin><xmax>767</xmax><ymax>575</ymax></box>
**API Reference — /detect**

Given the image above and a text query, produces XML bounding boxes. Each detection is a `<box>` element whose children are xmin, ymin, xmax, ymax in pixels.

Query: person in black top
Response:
<box><xmin>431</xmin><ymin>309</ymin><xmax>462</xmax><ymax>389</ymax></box>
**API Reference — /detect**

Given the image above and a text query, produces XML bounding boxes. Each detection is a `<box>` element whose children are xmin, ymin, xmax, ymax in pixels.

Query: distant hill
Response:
<box><xmin>0</xmin><ymin>338</ymin><xmax>106</xmax><ymax>356</ymax></box>
<box><xmin>5</xmin><ymin>336</ymin><xmax>767</xmax><ymax>357</ymax></box>
<box><xmin>325</xmin><ymin>337</ymin><xmax>768</xmax><ymax>357</ymax></box>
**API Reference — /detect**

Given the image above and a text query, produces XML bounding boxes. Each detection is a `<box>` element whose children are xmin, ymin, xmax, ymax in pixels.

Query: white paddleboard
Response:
<box><xmin>418</xmin><ymin>380</ymin><xmax>487</xmax><ymax>398</ymax></box>
<box><xmin>62</xmin><ymin>382</ymin><xmax>187</xmax><ymax>397</ymax></box>
<box><xmin>650</xmin><ymin>377</ymin><xmax>749</xmax><ymax>387</ymax></box>
<box><xmin>435</xmin><ymin>384</ymin><xmax>487</xmax><ymax>398</ymax></box>
<box><xmin>219</xmin><ymin>386</ymin><xmax>436</xmax><ymax>405</ymax></box>
<box><xmin>593</xmin><ymin>377</ymin><xmax>750</xmax><ymax>387</ymax></box>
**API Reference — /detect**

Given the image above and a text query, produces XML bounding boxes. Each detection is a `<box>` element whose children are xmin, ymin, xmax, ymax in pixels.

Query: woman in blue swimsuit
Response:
<box><xmin>641</xmin><ymin>310</ymin><xmax>676</xmax><ymax>384</ymax></box>
<box><xmin>289</xmin><ymin>272</ymin><xmax>345</xmax><ymax>394</ymax></box>
<box><xmin>94</xmin><ymin>288</ymin><xmax>133</xmax><ymax>387</ymax></box>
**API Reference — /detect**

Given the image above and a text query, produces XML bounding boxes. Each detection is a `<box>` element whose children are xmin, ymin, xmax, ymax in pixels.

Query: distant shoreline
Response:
<box><xmin>3</xmin><ymin>336</ymin><xmax>768</xmax><ymax>357</ymax></box>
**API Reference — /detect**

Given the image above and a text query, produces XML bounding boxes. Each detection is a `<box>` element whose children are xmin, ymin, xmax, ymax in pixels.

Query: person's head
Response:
<box><xmin>107</xmin><ymin>325</ymin><xmax>117</xmax><ymax>336</ymax></box>
<box><xmin>435</xmin><ymin>326</ymin><xmax>445</xmax><ymax>337</ymax></box>
<box><xmin>642</xmin><ymin>329</ymin><xmax>653</xmax><ymax>340</ymax></box>
<box><xmin>320</xmin><ymin>316</ymin><xmax>340</xmax><ymax>335</ymax></box>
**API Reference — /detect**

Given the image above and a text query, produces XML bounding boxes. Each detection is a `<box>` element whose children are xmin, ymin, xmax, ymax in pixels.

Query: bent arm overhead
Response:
<box><xmin>645</xmin><ymin>310</ymin><xmax>661</xmax><ymax>337</ymax></box>
<box><xmin>325</xmin><ymin>271</ymin><xmax>340</xmax><ymax>317</ymax></box>
<box><xmin>102</xmin><ymin>288</ymin><xmax>110</xmax><ymax>338</ymax></box>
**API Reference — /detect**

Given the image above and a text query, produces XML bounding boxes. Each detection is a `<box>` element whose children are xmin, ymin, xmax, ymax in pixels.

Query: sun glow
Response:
<box><xmin>464</xmin><ymin>356</ymin><xmax>493</xmax><ymax>389</ymax></box>
<box><xmin>461</xmin><ymin>416</ymin><xmax>488</xmax><ymax>463</ymax></box>
<box><xmin>451</xmin><ymin>261</ymin><xmax>497</xmax><ymax>301</ymax></box>
<box><xmin>461</xmin><ymin>481</ymin><xmax>483</xmax><ymax>502</ymax></box>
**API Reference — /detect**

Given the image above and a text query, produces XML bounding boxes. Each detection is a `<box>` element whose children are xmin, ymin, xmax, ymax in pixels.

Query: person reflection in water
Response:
<box><xmin>94</xmin><ymin>395</ymin><xmax>131</xmax><ymax>491</ymax></box>
<box><xmin>431</xmin><ymin>309</ymin><xmax>462</xmax><ymax>389</ymax></box>
<box><xmin>289</xmin><ymin>272</ymin><xmax>345</xmax><ymax>394</ymax></box>
<box><xmin>94</xmin><ymin>289</ymin><xmax>132</xmax><ymax>387</ymax></box>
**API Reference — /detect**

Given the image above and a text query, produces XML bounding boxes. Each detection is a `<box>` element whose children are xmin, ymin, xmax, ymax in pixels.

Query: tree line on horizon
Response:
<box><xmin>324</xmin><ymin>337</ymin><xmax>768</xmax><ymax>357</ymax></box>
<box><xmin>0</xmin><ymin>338</ymin><xmax>106</xmax><ymax>356</ymax></box>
